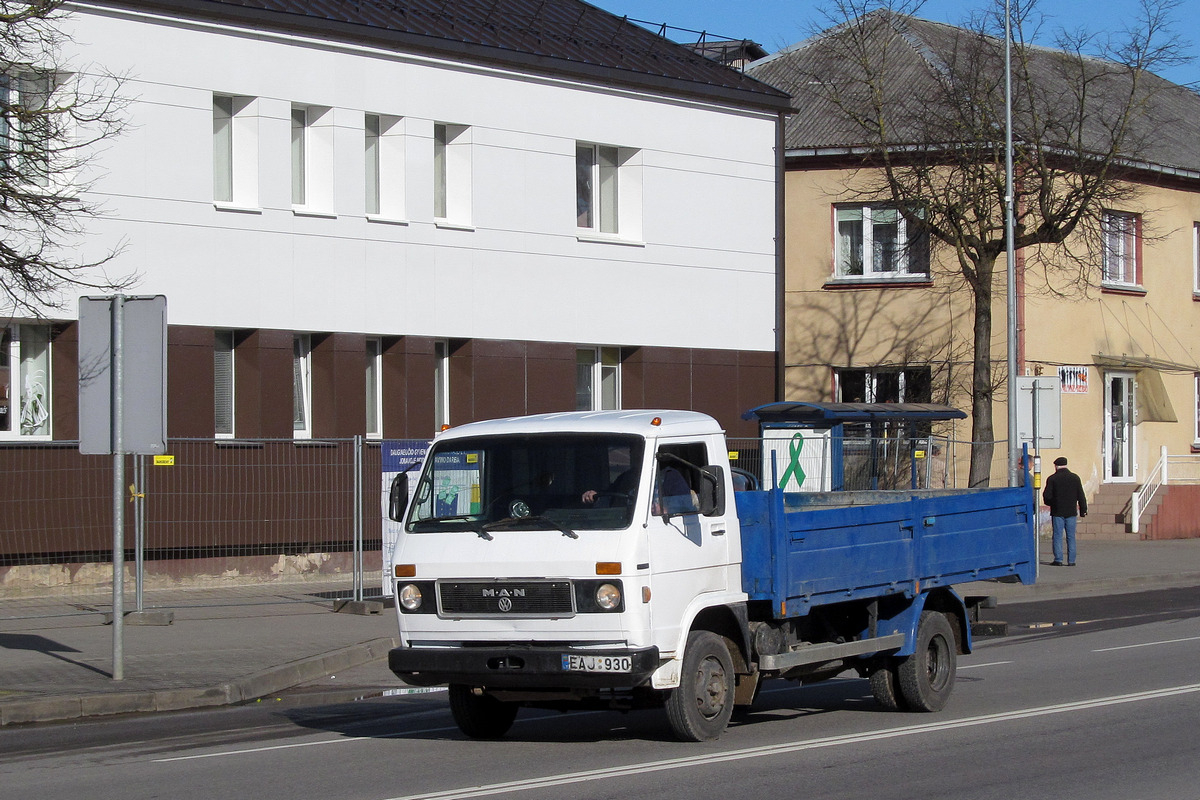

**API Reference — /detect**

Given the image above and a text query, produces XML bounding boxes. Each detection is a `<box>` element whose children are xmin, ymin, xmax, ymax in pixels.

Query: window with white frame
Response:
<box><xmin>365</xmin><ymin>113</ymin><xmax>404</xmax><ymax>219</ymax></box>
<box><xmin>1102</xmin><ymin>210</ymin><xmax>1141</xmax><ymax>286</ymax></box>
<box><xmin>366</xmin><ymin>338</ymin><xmax>382</xmax><ymax>438</ymax></box>
<box><xmin>835</xmin><ymin>205</ymin><xmax>930</xmax><ymax>279</ymax></box>
<box><xmin>0</xmin><ymin>324</ymin><xmax>51</xmax><ymax>438</ymax></box>
<box><xmin>433</xmin><ymin>340</ymin><xmax>450</xmax><ymax>431</ymax></box>
<box><xmin>291</xmin><ymin>103</ymin><xmax>333</xmax><ymax>212</ymax></box>
<box><xmin>433</xmin><ymin>123</ymin><xmax>471</xmax><ymax>224</ymax></box>
<box><xmin>292</xmin><ymin>334</ymin><xmax>312</xmax><ymax>439</ymax></box>
<box><xmin>576</xmin><ymin>143</ymin><xmax>619</xmax><ymax>234</ymax></box>
<box><xmin>576</xmin><ymin>347</ymin><xmax>621</xmax><ymax>411</ymax></box>
<box><xmin>2</xmin><ymin>72</ymin><xmax>52</xmax><ymax>187</ymax></box>
<box><xmin>212</xmin><ymin>93</ymin><xmax>258</xmax><ymax>207</ymax></box>
<box><xmin>575</xmin><ymin>142</ymin><xmax>642</xmax><ymax>239</ymax></box>
<box><xmin>1193</xmin><ymin>222</ymin><xmax>1199</xmax><ymax>294</ymax></box>
<box><xmin>214</xmin><ymin>330</ymin><xmax>235</xmax><ymax>438</ymax></box>
<box><xmin>1194</xmin><ymin>373</ymin><xmax>1200</xmax><ymax>444</ymax></box>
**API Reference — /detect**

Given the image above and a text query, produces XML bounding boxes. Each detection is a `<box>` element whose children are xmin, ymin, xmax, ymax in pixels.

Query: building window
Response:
<box><xmin>433</xmin><ymin>340</ymin><xmax>450</xmax><ymax>431</ymax></box>
<box><xmin>576</xmin><ymin>347</ymin><xmax>621</xmax><ymax>411</ymax></box>
<box><xmin>836</xmin><ymin>367</ymin><xmax>931</xmax><ymax>404</ymax></box>
<box><xmin>0</xmin><ymin>324</ymin><xmax>51</xmax><ymax>438</ymax></box>
<box><xmin>366</xmin><ymin>338</ymin><xmax>382</xmax><ymax>438</ymax></box>
<box><xmin>2</xmin><ymin>72</ymin><xmax>52</xmax><ymax>187</ymax></box>
<box><xmin>1193</xmin><ymin>222</ymin><xmax>1199</xmax><ymax>295</ymax></box>
<box><xmin>1194</xmin><ymin>374</ymin><xmax>1200</xmax><ymax>444</ymax></box>
<box><xmin>291</xmin><ymin>105</ymin><xmax>308</xmax><ymax>206</ymax></box>
<box><xmin>291</xmin><ymin>104</ymin><xmax>333</xmax><ymax>212</ymax></box>
<box><xmin>212</xmin><ymin>93</ymin><xmax>257</xmax><ymax>207</ymax></box>
<box><xmin>214</xmin><ymin>330</ymin><xmax>235</xmax><ymax>438</ymax></box>
<box><xmin>433</xmin><ymin>123</ymin><xmax>471</xmax><ymax>224</ymax></box>
<box><xmin>576</xmin><ymin>143</ymin><xmax>619</xmax><ymax>234</ymax></box>
<box><xmin>835</xmin><ymin>205</ymin><xmax>929</xmax><ymax>279</ymax></box>
<box><xmin>365</xmin><ymin>113</ymin><xmax>404</xmax><ymax>219</ymax></box>
<box><xmin>1102</xmin><ymin>210</ymin><xmax>1141</xmax><ymax>286</ymax></box>
<box><xmin>293</xmin><ymin>334</ymin><xmax>312</xmax><ymax>439</ymax></box>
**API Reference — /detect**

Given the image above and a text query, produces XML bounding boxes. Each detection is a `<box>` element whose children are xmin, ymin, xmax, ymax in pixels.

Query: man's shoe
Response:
<box><xmin>1067</xmin><ymin>562</ymin><xmax>1076</xmax><ymax>566</ymax></box>
<box><xmin>1050</xmin><ymin>561</ymin><xmax>1063</xmax><ymax>566</ymax></box>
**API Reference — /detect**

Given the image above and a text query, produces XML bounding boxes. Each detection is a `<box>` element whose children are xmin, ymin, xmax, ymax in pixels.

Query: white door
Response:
<box><xmin>1104</xmin><ymin>371</ymin><xmax>1136</xmax><ymax>482</ymax></box>
<box><xmin>646</xmin><ymin>437</ymin><xmax>730</xmax><ymax>654</ymax></box>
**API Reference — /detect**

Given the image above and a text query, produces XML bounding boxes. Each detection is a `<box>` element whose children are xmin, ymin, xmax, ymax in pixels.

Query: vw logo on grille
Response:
<box><xmin>497</xmin><ymin>597</ymin><xmax>514</xmax><ymax>612</ymax></box>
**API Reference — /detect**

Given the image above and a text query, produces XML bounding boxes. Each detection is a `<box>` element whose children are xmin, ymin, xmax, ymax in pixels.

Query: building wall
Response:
<box><xmin>782</xmin><ymin>164</ymin><xmax>1200</xmax><ymax>496</ymax></box>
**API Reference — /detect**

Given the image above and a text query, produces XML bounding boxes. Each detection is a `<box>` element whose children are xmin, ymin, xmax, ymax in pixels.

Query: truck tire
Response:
<box><xmin>665</xmin><ymin>631</ymin><xmax>735</xmax><ymax>742</ymax></box>
<box><xmin>448</xmin><ymin>684</ymin><xmax>518</xmax><ymax>739</ymax></box>
<box><xmin>868</xmin><ymin>659</ymin><xmax>910</xmax><ymax>711</ymax></box>
<box><xmin>897</xmin><ymin>611</ymin><xmax>956</xmax><ymax>712</ymax></box>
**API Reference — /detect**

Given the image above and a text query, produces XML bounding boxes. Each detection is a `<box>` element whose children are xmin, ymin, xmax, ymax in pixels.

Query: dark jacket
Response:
<box><xmin>1043</xmin><ymin>467</ymin><xmax>1088</xmax><ymax>518</ymax></box>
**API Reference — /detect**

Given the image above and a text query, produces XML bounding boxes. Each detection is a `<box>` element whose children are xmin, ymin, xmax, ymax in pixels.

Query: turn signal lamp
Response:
<box><xmin>394</xmin><ymin>564</ymin><xmax>417</xmax><ymax>578</ymax></box>
<box><xmin>595</xmin><ymin>562</ymin><xmax>621</xmax><ymax>575</ymax></box>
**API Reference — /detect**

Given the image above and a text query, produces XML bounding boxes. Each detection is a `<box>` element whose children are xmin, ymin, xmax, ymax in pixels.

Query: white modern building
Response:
<box><xmin>2</xmin><ymin>0</ymin><xmax>790</xmax><ymax>558</ymax></box>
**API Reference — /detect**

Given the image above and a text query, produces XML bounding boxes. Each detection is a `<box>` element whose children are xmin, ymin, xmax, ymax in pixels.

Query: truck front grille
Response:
<box><xmin>438</xmin><ymin>580</ymin><xmax>574</xmax><ymax>617</ymax></box>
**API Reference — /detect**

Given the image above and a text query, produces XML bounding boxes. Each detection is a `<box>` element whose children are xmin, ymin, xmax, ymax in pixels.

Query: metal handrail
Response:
<box><xmin>1130</xmin><ymin>446</ymin><xmax>1168</xmax><ymax>535</ymax></box>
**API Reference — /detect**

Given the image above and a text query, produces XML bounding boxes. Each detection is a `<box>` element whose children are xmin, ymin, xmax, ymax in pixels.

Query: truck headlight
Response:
<box><xmin>595</xmin><ymin>583</ymin><xmax>622</xmax><ymax>610</ymax></box>
<box><xmin>398</xmin><ymin>583</ymin><xmax>423</xmax><ymax>611</ymax></box>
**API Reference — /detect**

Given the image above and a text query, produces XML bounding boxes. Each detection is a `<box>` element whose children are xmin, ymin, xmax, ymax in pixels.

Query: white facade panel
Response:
<box><xmin>56</xmin><ymin>4</ymin><xmax>778</xmax><ymax>351</ymax></box>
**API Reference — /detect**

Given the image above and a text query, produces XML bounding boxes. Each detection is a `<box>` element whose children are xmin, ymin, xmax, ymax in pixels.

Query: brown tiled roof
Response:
<box><xmin>97</xmin><ymin>0</ymin><xmax>791</xmax><ymax>111</ymax></box>
<box><xmin>749</xmin><ymin>11</ymin><xmax>1200</xmax><ymax>174</ymax></box>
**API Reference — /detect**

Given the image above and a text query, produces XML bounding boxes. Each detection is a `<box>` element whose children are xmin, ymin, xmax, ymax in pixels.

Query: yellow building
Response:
<box><xmin>749</xmin><ymin>12</ymin><xmax>1200</xmax><ymax>538</ymax></box>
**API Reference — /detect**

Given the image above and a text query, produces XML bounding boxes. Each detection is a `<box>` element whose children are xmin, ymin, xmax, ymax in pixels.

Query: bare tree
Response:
<box><xmin>1</xmin><ymin>0</ymin><xmax>131</xmax><ymax>315</ymax></box>
<box><xmin>762</xmin><ymin>0</ymin><xmax>1189</xmax><ymax>485</ymax></box>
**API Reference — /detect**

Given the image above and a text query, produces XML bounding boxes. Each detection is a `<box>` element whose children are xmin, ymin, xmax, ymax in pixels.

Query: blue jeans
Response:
<box><xmin>1052</xmin><ymin>515</ymin><xmax>1077</xmax><ymax>564</ymax></box>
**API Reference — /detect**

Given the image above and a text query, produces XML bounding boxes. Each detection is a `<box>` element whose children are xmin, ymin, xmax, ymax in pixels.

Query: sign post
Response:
<box><xmin>78</xmin><ymin>295</ymin><xmax>168</xmax><ymax>680</ymax></box>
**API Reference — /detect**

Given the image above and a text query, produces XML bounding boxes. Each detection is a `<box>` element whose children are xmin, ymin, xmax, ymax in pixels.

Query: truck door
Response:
<box><xmin>647</xmin><ymin>438</ymin><xmax>731</xmax><ymax>653</ymax></box>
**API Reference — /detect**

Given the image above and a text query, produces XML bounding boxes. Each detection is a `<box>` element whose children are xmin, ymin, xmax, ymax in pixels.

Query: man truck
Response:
<box><xmin>386</xmin><ymin>407</ymin><xmax>1035</xmax><ymax>741</ymax></box>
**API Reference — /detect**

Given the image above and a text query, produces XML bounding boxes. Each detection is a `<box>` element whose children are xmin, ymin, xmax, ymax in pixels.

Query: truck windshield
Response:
<box><xmin>406</xmin><ymin>433</ymin><xmax>644</xmax><ymax>534</ymax></box>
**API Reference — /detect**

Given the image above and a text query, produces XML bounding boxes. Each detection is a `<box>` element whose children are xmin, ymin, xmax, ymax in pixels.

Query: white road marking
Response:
<box><xmin>957</xmin><ymin>661</ymin><xmax>1013</xmax><ymax>670</ymax></box>
<box><xmin>379</xmin><ymin>684</ymin><xmax>1200</xmax><ymax>800</ymax></box>
<box><xmin>1093</xmin><ymin>635</ymin><xmax>1200</xmax><ymax>653</ymax></box>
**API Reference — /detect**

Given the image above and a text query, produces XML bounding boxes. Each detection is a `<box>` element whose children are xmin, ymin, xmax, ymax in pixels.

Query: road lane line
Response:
<box><xmin>380</xmin><ymin>683</ymin><xmax>1200</xmax><ymax>800</ymax></box>
<box><xmin>1094</xmin><ymin>635</ymin><xmax>1200</xmax><ymax>652</ymax></box>
<box><xmin>958</xmin><ymin>661</ymin><xmax>1013</xmax><ymax>670</ymax></box>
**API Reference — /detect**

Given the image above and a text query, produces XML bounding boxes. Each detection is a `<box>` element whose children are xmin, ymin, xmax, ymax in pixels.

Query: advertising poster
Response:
<box><xmin>380</xmin><ymin>439</ymin><xmax>431</xmax><ymax>597</ymax></box>
<box><xmin>763</xmin><ymin>428</ymin><xmax>832</xmax><ymax>491</ymax></box>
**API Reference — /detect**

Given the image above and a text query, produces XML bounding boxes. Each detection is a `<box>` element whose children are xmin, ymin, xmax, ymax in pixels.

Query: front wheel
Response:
<box><xmin>896</xmin><ymin>611</ymin><xmax>957</xmax><ymax>712</ymax></box>
<box><xmin>448</xmin><ymin>684</ymin><xmax>519</xmax><ymax>739</ymax></box>
<box><xmin>665</xmin><ymin>631</ymin><xmax>735</xmax><ymax>742</ymax></box>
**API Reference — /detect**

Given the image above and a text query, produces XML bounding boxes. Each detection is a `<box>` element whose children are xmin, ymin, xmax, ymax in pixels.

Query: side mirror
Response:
<box><xmin>698</xmin><ymin>465</ymin><xmax>726</xmax><ymax>517</ymax></box>
<box><xmin>388</xmin><ymin>473</ymin><xmax>409</xmax><ymax>522</ymax></box>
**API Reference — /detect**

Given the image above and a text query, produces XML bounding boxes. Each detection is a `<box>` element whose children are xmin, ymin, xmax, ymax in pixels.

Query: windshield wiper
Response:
<box><xmin>415</xmin><ymin>514</ymin><xmax>493</xmax><ymax>540</ymax></box>
<box><xmin>482</xmin><ymin>515</ymin><xmax>579</xmax><ymax>539</ymax></box>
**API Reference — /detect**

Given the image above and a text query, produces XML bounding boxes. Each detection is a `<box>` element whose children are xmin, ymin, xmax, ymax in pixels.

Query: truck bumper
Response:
<box><xmin>389</xmin><ymin>644</ymin><xmax>661</xmax><ymax>690</ymax></box>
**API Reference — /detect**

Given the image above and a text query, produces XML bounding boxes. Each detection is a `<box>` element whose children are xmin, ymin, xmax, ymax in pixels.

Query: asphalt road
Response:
<box><xmin>4</xmin><ymin>587</ymin><xmax>1199</xmax><ymax>800</ymax></box>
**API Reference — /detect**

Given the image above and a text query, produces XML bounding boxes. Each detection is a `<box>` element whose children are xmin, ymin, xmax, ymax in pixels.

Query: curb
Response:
<box><xmin>965</xmin><ymin>572</ymin><xmax>1200</xmax><ymax>603</ymax></box>
<box><xmin>0</xmin><ymin>637</ymin><xmax>398</xmax><ymax>726</ymax></box>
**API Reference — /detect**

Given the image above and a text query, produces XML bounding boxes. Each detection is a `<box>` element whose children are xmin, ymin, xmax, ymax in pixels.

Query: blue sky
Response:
<box><xmin>599</xmin><ymin>0</ymin><xmax>1200</xmax><ymax>87</ymax></box>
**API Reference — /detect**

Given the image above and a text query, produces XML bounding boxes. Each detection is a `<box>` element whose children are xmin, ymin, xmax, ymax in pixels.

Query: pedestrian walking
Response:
<box><xmin>1043</xmin><ymin>456</ymin><xmax>1088</xmax><ymax>566</ymax></box>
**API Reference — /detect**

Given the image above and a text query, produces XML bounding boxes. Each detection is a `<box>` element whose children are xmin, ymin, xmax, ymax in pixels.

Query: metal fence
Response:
<box><xmin>1</xmin><ymin>437</ymin><xmax>388</xmax><ymax>619</ymax></box>
<box><xmin>2</xmin><ymin>432</ymin><xmax>1018</xmax><ymax>620</ymax></box>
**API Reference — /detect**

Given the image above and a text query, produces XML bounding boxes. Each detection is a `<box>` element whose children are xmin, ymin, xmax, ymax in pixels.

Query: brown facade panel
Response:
<box><xmin>50</xmin><ymin>322</ymin><xmax>79</xmax><ymax>441</ymax></box>
<box><xmin>526</xmin><ymin>342</ymin><xmax>576</xmax><ymax>413</ymax></box>
<box><xmin>168</xmin><ymin>325</ymin><xmax>216</xmax><ymax>438</ymax></box>
<box><xmin>312</xmin><ymin>332</ymin><xmax>366</xmax><ymax>438</ymax></box>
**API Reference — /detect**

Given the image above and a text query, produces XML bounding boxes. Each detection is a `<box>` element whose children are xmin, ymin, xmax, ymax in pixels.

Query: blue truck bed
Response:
<box><xmin>736</xmin><ymin>484</ymin><xmax>1037</xmax><ymax>618</ymax></box>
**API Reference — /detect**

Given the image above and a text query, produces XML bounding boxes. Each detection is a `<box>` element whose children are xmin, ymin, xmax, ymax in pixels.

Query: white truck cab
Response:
<box><xmin>387</xmin><ymin>410</ymin><xmax>744</xmax><ymax>738</ymax></box>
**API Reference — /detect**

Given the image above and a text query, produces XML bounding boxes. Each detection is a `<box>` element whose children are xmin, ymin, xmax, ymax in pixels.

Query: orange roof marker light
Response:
<box><xmin>651</xmin><ymin>416</ymin><xmax>662</xmax><ymax>427</ymax></box>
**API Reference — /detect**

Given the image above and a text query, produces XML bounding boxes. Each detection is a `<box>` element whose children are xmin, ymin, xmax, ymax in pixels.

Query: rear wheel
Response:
<box><xmin>448</xmin><ymin>684</ymin><xmax>518</xmax><ymax>739</ymax></box>
<box><xmin>665</xmin><ymin>631</ymin><xmax>735</xmax><ymax>741</ymax></box>
<box><xmin>897</xmin><ymin>611</ymin><xmax>957</xmax><ymax>712</ymax></box>
<box><xmin>868</xmin><ymin>658</ymin><xmax>910</xmax><ymax>711</ymax></box>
